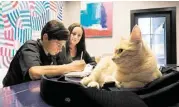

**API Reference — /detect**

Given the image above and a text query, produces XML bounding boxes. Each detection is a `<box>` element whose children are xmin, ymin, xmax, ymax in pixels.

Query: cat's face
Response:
<box><xmin>112</xmin><ymin>25</ymin><xmax>145</xmax><ymax>65</ymax></box>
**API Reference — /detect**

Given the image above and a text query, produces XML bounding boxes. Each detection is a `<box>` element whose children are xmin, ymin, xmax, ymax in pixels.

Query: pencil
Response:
<box><xmin>81</xmin><ymin>51</ymin><xmax>83</xmax><ymax>60</ymax></box>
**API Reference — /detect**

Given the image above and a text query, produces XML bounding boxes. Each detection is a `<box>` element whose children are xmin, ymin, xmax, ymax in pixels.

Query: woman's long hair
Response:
<box><xmin>66</xmin><ymin>23</ymin><xmax>86</xmax><ymax>57</ymax></box>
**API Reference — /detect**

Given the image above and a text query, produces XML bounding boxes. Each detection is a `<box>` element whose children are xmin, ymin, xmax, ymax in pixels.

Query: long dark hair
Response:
<box><xmin>66</xmin><ymin>23</ymin><xmax>86</xmax><ymax>57</ymax></box>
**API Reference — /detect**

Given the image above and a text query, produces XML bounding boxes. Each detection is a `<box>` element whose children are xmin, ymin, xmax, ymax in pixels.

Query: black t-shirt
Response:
<box><xmin>3</xmin><ymin>39</ymin><xmax>71</xmax><ymax>87</ymax></box>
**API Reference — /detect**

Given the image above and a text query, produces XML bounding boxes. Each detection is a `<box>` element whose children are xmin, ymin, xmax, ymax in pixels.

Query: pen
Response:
<box><xmin>81</xmin><ymin>51</ymin><xmax>83</xmax><ymax>60</ymax></box>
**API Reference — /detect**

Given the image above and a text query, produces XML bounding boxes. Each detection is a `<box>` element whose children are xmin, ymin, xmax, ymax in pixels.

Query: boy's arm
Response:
<box><xmin>29</xmin><ymin>60</ymin><xmax>85</xmax><ymax>80</ymax></box>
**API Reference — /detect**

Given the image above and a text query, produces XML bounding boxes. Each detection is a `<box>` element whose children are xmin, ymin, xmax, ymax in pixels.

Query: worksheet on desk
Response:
<box><xmin>64</xmin><ymin>64</ymin><xmax>93</xmax><ymax>78</ymax></box>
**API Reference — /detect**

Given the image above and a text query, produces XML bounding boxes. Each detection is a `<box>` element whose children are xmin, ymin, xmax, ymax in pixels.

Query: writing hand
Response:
<box><xmin>70</xmin><ymin>60</ymin><xmax>86</xmax><ymax>72</ymax></box>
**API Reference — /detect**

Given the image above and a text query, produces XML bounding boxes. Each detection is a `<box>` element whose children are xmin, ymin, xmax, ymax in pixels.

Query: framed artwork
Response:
<box><xmin>80</xmin><ymin>2</ymin><xmax>113</xmax><ymax>38</ymax></box>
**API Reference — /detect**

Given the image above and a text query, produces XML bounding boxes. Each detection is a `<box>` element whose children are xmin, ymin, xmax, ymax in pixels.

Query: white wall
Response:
<box><xmin>63</xmin><ymin>1</ymin><xmax>179</xmax><ymax>63</ymax></box>
<box><xmin>63</xmin><ymin>1</ymin><xmax>81</xmax><ymax>27</ymax></box>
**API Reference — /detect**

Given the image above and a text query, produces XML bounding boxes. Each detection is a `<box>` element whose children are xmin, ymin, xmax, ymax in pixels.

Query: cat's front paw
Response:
<box><xmin>87</xmin><ymin>81</ymin><xmax>100</xmax><ymax>89</ymax></box>
<box><xmin>115</xmin><ymin>81</ymin><xmax>121</xmax><ymax>88</ymax></box>
<box><xmin>80</xmin><ymin>77</ymin><xmax>92</xmax><ymax>86</ymax></box>
<box><xmin>104</xmin><ymin>76</ymin><xmax>115</xmax><ymax>83</ymax></box>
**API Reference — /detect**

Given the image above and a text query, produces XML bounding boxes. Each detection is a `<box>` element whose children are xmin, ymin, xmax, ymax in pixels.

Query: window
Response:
<box><xmin>131</xmin><ymin>7</ymin><xmax>176</xmax><ymax>64</ymax></box>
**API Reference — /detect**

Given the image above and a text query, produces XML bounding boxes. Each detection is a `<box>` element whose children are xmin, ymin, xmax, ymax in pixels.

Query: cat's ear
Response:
<box><xmin>130</xmin><ymin>25</ymin><xmax>142</xmax><ymax>42</ymax></box>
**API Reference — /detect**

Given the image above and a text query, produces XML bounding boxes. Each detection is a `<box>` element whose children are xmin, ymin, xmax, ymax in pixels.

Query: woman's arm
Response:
<box><xmin>83</xmin><ymin>51</ymin><xmax>97</xmax><ymax>66</ymax></box>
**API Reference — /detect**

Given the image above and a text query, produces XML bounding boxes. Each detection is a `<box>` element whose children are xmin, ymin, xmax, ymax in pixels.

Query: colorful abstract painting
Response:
<box><xmin>80</xmin><ymin>2</ymin><xmax>113</xmax><ymax>38</ymax></box>
<box><xmin>0</xmin><ymin>1</ymin><xmax>64</xmax><ymax>69</ymax></box>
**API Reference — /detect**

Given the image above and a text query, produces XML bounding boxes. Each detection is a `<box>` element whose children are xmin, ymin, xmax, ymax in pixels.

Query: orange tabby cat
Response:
<box><xmin>80</xmin><ymin>25</ymin><xmax>162</xmax><ymax>89</ymax></box>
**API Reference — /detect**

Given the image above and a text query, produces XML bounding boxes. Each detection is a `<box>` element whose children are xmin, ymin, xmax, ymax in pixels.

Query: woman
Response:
<box><xmin>66</xmin><ymin>23</ymin><xmax>96</xmax><ymax>66</ymax></box>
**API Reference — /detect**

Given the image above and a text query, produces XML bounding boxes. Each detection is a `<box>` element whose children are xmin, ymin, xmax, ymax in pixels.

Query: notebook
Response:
<box><xmin>65</xmin><ymin>64</ymin><xmax>93</xmax><ymax>78</ymax></box>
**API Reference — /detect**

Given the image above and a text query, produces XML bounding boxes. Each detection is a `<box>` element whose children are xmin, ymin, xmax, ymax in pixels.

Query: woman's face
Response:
<box><xmin>70</xmin><ymin>27</ymin><xmax>83</xmax><ymax>46</ymax></box>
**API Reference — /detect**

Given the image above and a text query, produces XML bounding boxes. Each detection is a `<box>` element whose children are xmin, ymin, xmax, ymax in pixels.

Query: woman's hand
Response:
<box><xmin>70</xmin><ymin>60</ymin><xmax>86</xmax><ymax>72</ymax></box>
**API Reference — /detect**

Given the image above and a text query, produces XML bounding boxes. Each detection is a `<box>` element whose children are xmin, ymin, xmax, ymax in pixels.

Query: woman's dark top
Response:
<box><xmin>71</xmin><ymin>50</ymin><xmax>97</xmax><ymax>66</ymax></box>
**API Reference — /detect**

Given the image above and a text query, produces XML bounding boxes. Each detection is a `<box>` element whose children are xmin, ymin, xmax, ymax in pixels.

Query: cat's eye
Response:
<box><xmin>115</xmin><ymin>49</ymin><xmax>123</xmax><ymax>54</ymax></box>
<box><xmin>118</xmin><ymin>49</ymin><xmax>123</xmax><ymax>54</ymax></box>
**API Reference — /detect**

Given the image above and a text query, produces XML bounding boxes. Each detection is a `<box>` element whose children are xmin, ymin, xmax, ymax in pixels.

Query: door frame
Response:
<box><xmin>130</xmin><ymin>7</ymin><xmax>176</xmax><ymax>64</ymax></box>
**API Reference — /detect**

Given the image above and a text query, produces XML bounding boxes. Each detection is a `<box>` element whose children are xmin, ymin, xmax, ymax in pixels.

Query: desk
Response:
<box><xmin>0</xmin><ymin>80</ymin><xmax>51</xmax><ymax>107</ymax></box>
<box><xmin>0</xmin><ymin>65</ymin><xmax>179</xmax><ymax>107</ymax></box>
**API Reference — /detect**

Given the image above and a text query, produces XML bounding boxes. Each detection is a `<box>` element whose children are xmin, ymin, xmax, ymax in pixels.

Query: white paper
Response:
<box><xmin>65</xmin><ymin>64</ymin><xmax>93</xmax><ymax>78</ymax></box>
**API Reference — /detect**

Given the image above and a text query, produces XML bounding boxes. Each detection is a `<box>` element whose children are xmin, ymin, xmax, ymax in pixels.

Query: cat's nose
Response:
<box><xmin>112</xmin><ymin>58</ymin><xmax>116</xmax><ymax>61</ymax></box>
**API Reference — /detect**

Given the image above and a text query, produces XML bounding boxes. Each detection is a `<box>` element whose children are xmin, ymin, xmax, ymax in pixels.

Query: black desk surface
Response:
<box><xmin>0</xmin><ymin>80</ymin><xmax>51</xmax><ymax>107</ymax></box>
